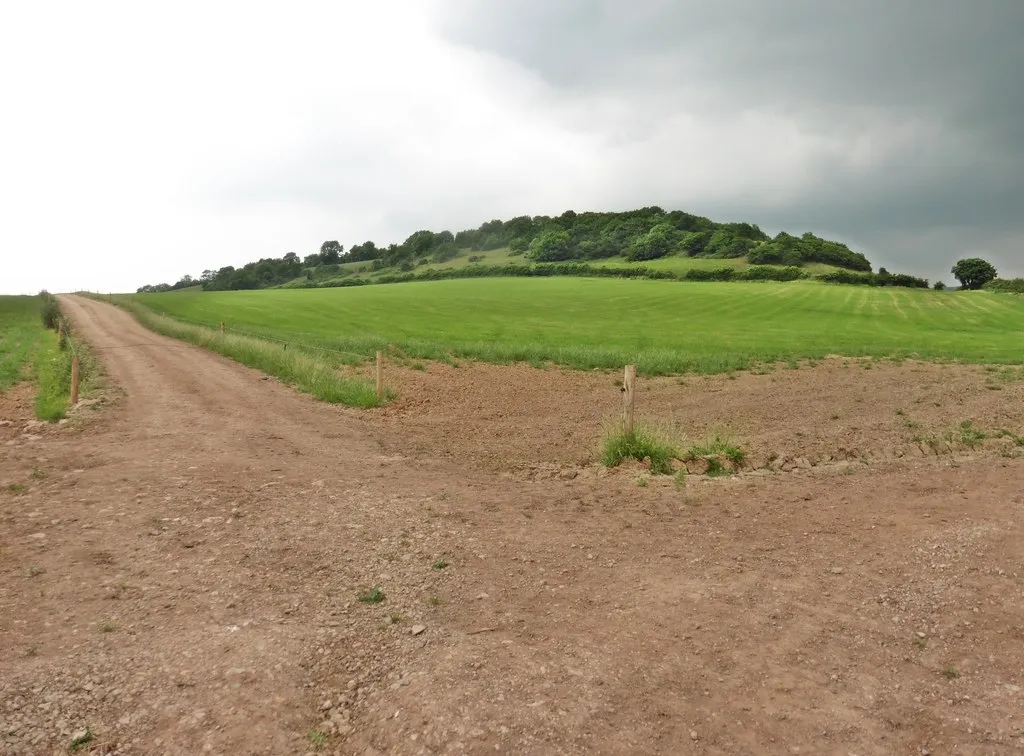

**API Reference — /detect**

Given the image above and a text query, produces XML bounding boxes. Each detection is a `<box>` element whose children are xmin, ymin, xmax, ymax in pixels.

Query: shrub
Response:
<box><xmin>683</xmin><ymin>267</ymin><xmax>736</xmax><ymax>281</ymax></box>
<box><xmin>683</xmin><ymin>437</ymin><xmax>746</xmax><ymax>467</ymax></box>
<box><xmin>40</xmin><ymin>293</ymin><xmax>60</xmax><ymax>330</ymax></box>
<box><xmin>817</xmin><ymin>270</ymin><xmax>928</xmax><ymax>289</ymax></box>
<box><xmin>736</xmin><ymin>266</ymin><xmax>806</xmax><ymax>282</ymax></box>
<box><xmin>985</xmin><ymin>278</ymin><xmax>1024</xmax><ymax>294</ymax></box>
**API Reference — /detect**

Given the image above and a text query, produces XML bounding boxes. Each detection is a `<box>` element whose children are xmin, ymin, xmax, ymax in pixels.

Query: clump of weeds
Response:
<box><xmin>956</xmin><ymin>421</ymin><xmax>987</xmax><ymax>448</ymax></box>
<box><xmin>681</xmin><ymin>435</ymin><xmax>746</xmax><ymax>477</ymax></box>
<box><xmin>357</xmin><ymin>587</ymin><xmax>386</xmax><ymax>604</ymax></box>
<box><xmin>601</xmin><ymin>426</ymin><xmax>676</xmax><ymax>475</ymax></box>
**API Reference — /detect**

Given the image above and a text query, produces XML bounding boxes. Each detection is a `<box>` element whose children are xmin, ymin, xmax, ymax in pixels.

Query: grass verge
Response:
<box><xmin>95</xmin><ymin>296</ymin><xmax>391</xmax><ymax>408</ymax></box>
<box><xmin>1</xmin><ymin>293</ymin><xmax>97</xmax><ymax>421</ymax></box>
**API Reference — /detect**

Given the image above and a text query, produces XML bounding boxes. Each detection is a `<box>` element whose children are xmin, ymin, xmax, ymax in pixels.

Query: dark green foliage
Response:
<box><xmin>320</xmin><ymin>240</ymin><xmax>343</xmax><ymax>264</ymax></box>
<box><xmin>137</xmin><ymin>273</ymin><xmax>200</xmax><ymax>293</ymax></box>
<box><xmin>934</xmin><ymin>281</ymin><xmax>947</xmax><ymax>291</ymax></box>
<box><xmin>602</xmin><ymin>428</ymin><xmax>676</xmax><ymax>475</ymax></box>
<box><xmin>136</xmin><ymin>206</ymin><xmax>876</xmax><ymax>292</ymax></box>
<box><xmin>984</xmin><ymin>277</ymin><xmax>1024</xmax><ymax>294</ymax></box>
<box><xmin>748</xmin><ymin>232</ymin><xmax>872</xmax><ymax>271</ymax></box>
<box><xmin>951</xmin><ymin>258</ymin><xmax>997</xmax><ymax>290</ymax></box>
<box><xmin>817</xmin><ymin>270</ymin><xmax>876</xmax><ymax>286</ymax></box>
<box><xmin>347</xmin><ymin>240</ymin><xmax>380</xmax><ymax>262</ymax></box>
<box><xmin>626</xmin><ymin>223</ymin><xmax>678</xmax><ymax>261</ymax></box>
<box><xmin>528</xmin><ymin>229</ymin><xmax>574</xmax><ymax>262</ymax></box>
<box><xmin>191</xmin><ymin>256</ymin><xmax>303</xmax><ymax>291</ymax></box>
<box><xmin>295</xmin><ymin>262</ymin><xmax>812</xmax><ymax>289</ymax></box>
<box><xmin>876</xmin><ymin>268</ymin><xmax>931</xmax><ymax>288</ymax></box>
<box><xmin>817</xmin><ymin>270</ymin><xmax>929</xmax><ymax>289</ymax></box>
<box><xmin>432</xmin><ymin>243</ymin><xmax>459</xmax><ymax>263</ymax></box>
<box><xmin>737</xmin><ymin>265</ymin><xmax>806</xmax><ymax>281</ymax></box>
<box><xmin>682</xmin><ymin>267</ymin><xmax>738</xmax><ymax>281</ymax></box>
<box><xmin>39</xmin><ymin>292</ymin><xmax>60</xmax><ymax>330</ymax></box>
<box><xmin>678</xmin><ymin>230</ymin><xmax>712</xmax><ymax>257</ymax></box>
<box><xmin>704</xmin><ymin>229</ymin><xmax>757</xmax><ymax>258</ymax></box>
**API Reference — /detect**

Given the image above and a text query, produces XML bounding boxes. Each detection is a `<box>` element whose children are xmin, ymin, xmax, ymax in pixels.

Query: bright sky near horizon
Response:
<box><xmin>2</xmin><ymin>0</ymin><xmax>1021</xmax><ymax>294</ymax></box>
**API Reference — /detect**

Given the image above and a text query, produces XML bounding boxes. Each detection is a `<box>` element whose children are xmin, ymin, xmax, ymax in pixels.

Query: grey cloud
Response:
<box><xmin>435</xmin><ymin>0</ymin><xmax>1024</xmax><ymax>279</ymax></box>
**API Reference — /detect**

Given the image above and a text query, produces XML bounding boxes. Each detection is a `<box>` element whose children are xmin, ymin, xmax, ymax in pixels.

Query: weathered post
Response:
<box><xmin>376</xmin><ymin>351</ymin><xmax>384</xmax><ymax>400</ymax></box>
<box><xmin>622</xmin><ymin>364</ymin><xmax>636</xmax><ymax>435</ymax></box>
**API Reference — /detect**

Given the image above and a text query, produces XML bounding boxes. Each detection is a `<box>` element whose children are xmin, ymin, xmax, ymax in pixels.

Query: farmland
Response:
<box><xmin>3</xmin><ymin>294</ymin><xmax>1024</xmax><ymax>755</ymax></box>
<box><xmin>0</xmin><ymin>296</ymin><xmax>42</xmax><ymax>392</ymax></box>
<box><xmin>132</xmin><ymin>278</ymin><xmax>1024</xmax><ymax>375</ymax></box>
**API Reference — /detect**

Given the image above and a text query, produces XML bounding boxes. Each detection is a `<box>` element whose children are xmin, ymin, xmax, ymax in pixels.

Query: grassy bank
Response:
<box><xmin>128</xmin><ymin>278</ymin><xmax>1024</xmax><ymax>376</ymax></box>
<box><xmin>0</xmin><ymin>294</ymin><xmax>95</xmax><ymax>420</ymax></box>
<box><xmin>98</xmin><ymin>296</ymin><xmax>390</xmax><ymax>408</ymax></box>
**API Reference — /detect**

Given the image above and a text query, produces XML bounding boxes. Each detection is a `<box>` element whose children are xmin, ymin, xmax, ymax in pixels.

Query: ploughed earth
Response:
<box><xmin>1</xmin><ymin>295</ymin><xmax>1022</xmax><ymax>755</ymax></box>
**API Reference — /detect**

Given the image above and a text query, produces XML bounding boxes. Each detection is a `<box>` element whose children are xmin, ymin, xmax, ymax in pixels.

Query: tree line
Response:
<box><xmin>137</xmin><ymin>206</ymin><xmax>876</xmax><ymax>292</ymax></box>
<box><xmin>135</xmin><ymin>209</ymin><xmax>1011</xmax><ymax>295</ymax></box>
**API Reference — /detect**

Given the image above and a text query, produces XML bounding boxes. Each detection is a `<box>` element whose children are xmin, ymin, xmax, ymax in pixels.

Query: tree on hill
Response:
<box><xmin>627</xmin><ymin>223</ymin><xmax>678</xmax><ymax>261</ymax></box>
<box><xmin>528</xmin><ymin>229</ymin><xmax>573</xmax><ymax>262</ymax></box>
<box><xmin>320</xmin><ymin>241</ymin><xmax>343</xmax><ymax>264</ymax></box>
<box><xmin>135</xmin><ymin>206</ymin><xmax>885</xmax><ymax>292</ymax></box>
<box><xmin>951</xmin><ymin>258</ymin><xmax>997</xmax><ymax>290</ymax></box>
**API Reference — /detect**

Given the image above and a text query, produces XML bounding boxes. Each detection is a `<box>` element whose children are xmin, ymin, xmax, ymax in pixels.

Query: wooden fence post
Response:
<box><xmin>622</xmin><ymin>364</ymin><xmax>636</xmax><ymax>435</ymax></box>
<box><xmin>71</xmin><ymin>356</ymin><xmax>80</xmax><ymax>406</ymax></box>
<box><xmin>376</xmin><ymin>351</ymin><xmax>384</xmax><ymax>400</ymax></box>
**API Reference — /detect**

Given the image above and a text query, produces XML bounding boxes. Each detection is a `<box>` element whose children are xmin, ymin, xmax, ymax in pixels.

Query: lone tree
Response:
<box><xmin>320</xmin><ymin>240</ymin><xmax>343</xmax><ymax>264</ymax></box>
<box><xmin>951</xmin><ymin>257</ymin><xmax>997</xmax><ymax>290</ymax></box>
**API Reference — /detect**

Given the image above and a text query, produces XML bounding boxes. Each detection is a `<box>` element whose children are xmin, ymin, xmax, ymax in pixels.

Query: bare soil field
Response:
<box><xmin>1</xmin><ymin>295</ymin><xmax>1022</xmax><ymax>755</ymax></box>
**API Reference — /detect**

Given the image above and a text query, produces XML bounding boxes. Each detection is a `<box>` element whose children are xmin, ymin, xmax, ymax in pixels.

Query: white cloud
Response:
<box><xmin>1</xmin><ymin>0</ymin><xmax>1021</xmax><ymax>294</ymax></box>
<box><xmin>2</xmin><ymin>0</ymin><xmax>610</xmax><ymax>293</ymax></box>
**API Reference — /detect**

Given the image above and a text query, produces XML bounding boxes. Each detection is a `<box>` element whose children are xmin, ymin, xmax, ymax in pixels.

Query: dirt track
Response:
<box><xmin>1</xmin><ymin>295</ymin><xmax>1023</xmax><ymax>755</ymax></box>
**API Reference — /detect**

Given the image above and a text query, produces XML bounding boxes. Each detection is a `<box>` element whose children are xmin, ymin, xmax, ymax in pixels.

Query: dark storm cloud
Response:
<box><xmin>435</xmin><ymin>0</ymin><xmax>1024</xmax><ymax>278</ymax></box>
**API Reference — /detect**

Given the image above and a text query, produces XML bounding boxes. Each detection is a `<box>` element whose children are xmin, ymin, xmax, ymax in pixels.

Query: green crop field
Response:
<box><xmin>129</xmin><ymin>278</ymin><xmax>1024</xmax><ymax>376</ymax></box>
<box><xmin>0</xmin><ymin>296</ymin><xmax>44</xmax><ymax>391</ymax></box>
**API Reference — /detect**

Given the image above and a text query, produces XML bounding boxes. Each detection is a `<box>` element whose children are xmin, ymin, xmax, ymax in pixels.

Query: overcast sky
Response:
<box><xmin>2</xmin><ymin>0</ymin><xmax>1021</xmax><ymax>294</ymax></box>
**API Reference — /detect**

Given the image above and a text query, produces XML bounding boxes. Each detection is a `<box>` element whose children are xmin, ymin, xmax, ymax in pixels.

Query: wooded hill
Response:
<box><xmin>140</xmin><ymin>206</ymin><xmax>877</xmax><ymax>292</ymax></box>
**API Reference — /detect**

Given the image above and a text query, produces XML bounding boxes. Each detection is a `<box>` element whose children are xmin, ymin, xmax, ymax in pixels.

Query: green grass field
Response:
<box><xmin>131</xmin><ymin>278</ymin><xmax>1024</xmax><ymax>375</ymax></box>
<box><xmin>0</xmin><ymin>295</ymin><xmax>79</xmax><ymax>419</ymax></box>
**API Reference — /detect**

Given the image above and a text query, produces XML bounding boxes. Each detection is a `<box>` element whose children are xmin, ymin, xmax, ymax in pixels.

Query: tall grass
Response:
<box><xmin>0</xmin><ymin>294</ymin><xmax>93</xmax><ymax>420</ymax></box>
<box><xmin>33</xmin><ymin>331</ymin><xmax>75</xmax><ymax>421</ymax></box>
<box><xmin>119</xmin><ymin>300</ymin><xmax>391</xmax><ymax>408</ymax></box>
<box><xmin>0</xmin><ymin>299</ymin><xmax>39</xmax><ymax>391</ymax></box>
<box><xmin>602</xmin><ymin>427</ymin><xmax>677</xmax><ymax>475</ymax></box>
